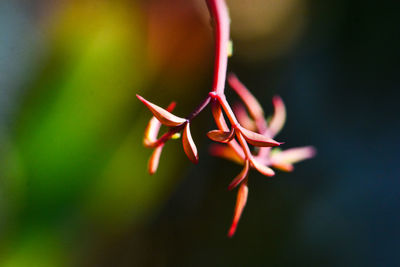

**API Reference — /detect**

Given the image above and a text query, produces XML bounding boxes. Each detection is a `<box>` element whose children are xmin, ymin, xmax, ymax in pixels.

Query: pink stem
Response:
<box><xmin>152</xmin><ymin>0</ymin><xmax>244</xmax><ymax>158</ymax></box>
<box><xmin>206</xmin><ymin>0</ymin><xmax>230</xmax><ymax>94</ymax></box>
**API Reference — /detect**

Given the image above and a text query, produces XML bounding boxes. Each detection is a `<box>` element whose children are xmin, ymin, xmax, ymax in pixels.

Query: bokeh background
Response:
<box><xmin>0</xmin><ymin>0</ymin><xmax>399</xmax><ymax>266</ymax></box>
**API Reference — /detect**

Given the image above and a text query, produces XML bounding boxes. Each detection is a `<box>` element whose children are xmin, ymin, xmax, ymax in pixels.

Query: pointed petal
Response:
<box><xmin>269</xmin><ymin>96</ymin><xmax>286</xmax><ymax>137</ymax></box>
<box><xmin>228</xmin><ymin>74</ymin><xmax>264</xmax><ymax>120</ymax></box>
<box><xmin>209</xmin><ymin>144</ymin><xmax>245</xmax><ymax>164</ymax></box>
<box><xmin>272</xmin><ymin>146</ymin><xmax>316</xmax><ymax>164</ymax></box>
<box><xmin>143</xmin><ymin>117</ymin><xmax>161</xmax><ymax>147</ymax></box>
<box><xmin>251</xmin><ymin>158</ymin><xmax>275</xmax><ymax>177</ymax></box>
<box><xmin>137</xmin><ymin>95</ymin><xmax>186</xmax><ymax>127</ymax></box>
<box><xmin>228</xmin><ymin>160</ymin><xmax>249</xmax><ymax>190</ymax></box>
<box><xmin>182</xmin><ymin>123</ymin><xmax>199</xmax><ymax>164</ymax></box>
<box><xmin>271</xmin><ymin>162</ymin><xmax>294</xmax><ymax>172</ymax></box>
<box><xmin>143</xmin><ymin>102</ymin><xmax>177</xmax><ymax>147</ymax></box>
<box><xmin>228</xmin><ymin>181</ymin><xmax>248</xmax><ymax>237</ymax></box>
<box><xmin>148</xmin><ymin>145</ymin><xmax>164</xmax><ymax>175</ymax></box>
<box><xmin>211</xmin><ymin>100</ymin><xmax>229</xmax><ymax>131</ymax></box>
<box><xmin>238</xmin><ymin>125</ymin><xmax>281</xmax><ymax>147</ymax></box>
<box><xmin>207</xmin><ymin>129</ymin><xmax>235</xmax><ymax>143</ymax></box>
<box><xmin>233</xmin><ymin>103</ymin><xmax>256</xmax><ymax>131</ymax></box>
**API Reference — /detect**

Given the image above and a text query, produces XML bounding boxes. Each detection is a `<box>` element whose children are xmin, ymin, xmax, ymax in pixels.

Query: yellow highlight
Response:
<box><xmin>228</xmin><ymin>40</ymin><xmax>233</xmax><ymax>57</ymax></box>
<box><xmin>171</xmin><ymin>133</ymin><xmax>181</xmax><ymax>140</ymax></box>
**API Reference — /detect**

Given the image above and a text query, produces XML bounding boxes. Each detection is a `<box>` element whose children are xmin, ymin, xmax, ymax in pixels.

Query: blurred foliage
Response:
<box><xmin>0</xmin><ymin>0</ymin><xmax>201</xmax><ymax>265</ymax></box>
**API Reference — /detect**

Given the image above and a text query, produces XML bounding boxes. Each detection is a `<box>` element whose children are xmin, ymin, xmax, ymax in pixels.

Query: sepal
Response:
<box><xmin>137</xmin><ymin>95</ymin><xmax>186</xmax><ymax>127</ymax></box>
<box><xmin>207</xmin><ymin>129</ymin><xmax>235</xmax><ymax>143</ymax></box>
<box><xmin>182</xmin><ymin>123</ymin><xmax>199</xmax><ymax>164</ymax></box>
<box><xmin>148</xmin><ymin>145</ymin><xmax>164</xmax><ymax>175</ymax></box>
<box><xmin>228</xmin><ymin>180</ymin><xmax>248</xmax><ymax>237</ymax></box>
<box><xmin>269</xmin><ymin>96</ymin><xmax>286</xmax><ymax>137</ymax></box>
<box><xmin>209</xmin><ymin>144</ymin><xmax>244</xmax><ymax>164</ymax></box>
<box><xmin>251</xmin><ymin>158</ymin><xmax>275</xmax><ymax>177</ymax></box>
<box><xmin>143</xmin><ymin>102</ymin><xmax>176</xmax><ymax>147</ymax></box>
<box><xmin>228</xmin><ymin>160</ymin><xmax>249</xmax><ymax>190</ymax></box>
<box><xmin>238</xmin><ymin>125</ymin><xmax>281</xmax><ymax>147</ymax></box>
<box><xmin>228</xmin><ymin>74</ymin><xmax>264</xmax><ymax>120</ymax></box>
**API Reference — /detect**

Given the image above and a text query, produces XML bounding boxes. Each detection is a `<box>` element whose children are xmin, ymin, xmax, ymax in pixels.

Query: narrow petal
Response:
<box><xmin>269</xmin><ymin>96</ymin><xmax>286</xmax><ymax>137</ymax></box>
<box><xmin>233</xmin><ymin>103</ymin><xmax>256</xmax><ymax>131</ymax></box>
<box><xmin>144</xmin><ymin>117</ymin><xmax>161</xmax><ymax>147</ymax></box>
<box><xmin>209</xmin><ymin>144</ymin><xmax>244</xmax><ymax>164</ymax></box>
<box><xmin>228</xmin><ymin>160</ymin><xmax>249</xmax><ymax>190</ymax></box>
<box><xmin>272</xmin><ymin>146</ymin><xmax>316</xmax><ymax>164</ymax></box>
<box><xmin>137</xmin><ymin>95</ymin><xmax>186</xmax><ymax>127</ymax></box>
<box><xmin>143</xmin><ymin>102</ymin><xmax>177</xmax><ymax>147</ymax></box>
<box><xmin>182</xmin><ymin>123</ymin><xmax>199</xmax><ymax>164</ymax></box>
<box><xmin>148</xmin><ymin>145</ymin><xmax>164</xmax><ymax>175</ymax></box>
<box><xmin>211</xmin><ymin>100</ymin><xmax>229</xmax><ymax>131</ymax></box>
<box><xmin>228</xmin><ymin>181</ymin><xmax>248</xmax><ymax>237</ymax></box>
<box><xmin>251</xmin><ymin>158</ymin><xmax>275</xmax><ymax>177</ymax></box>
<box><xmin>228</xmin><ymin>74</ymin><xmax>264</xmax><ymax>120</ymax></box>
<box><xmin>207</xmin><ymin>129</ymin><xmax>235</xmax><ymax>143</ymax></box>
<box><xmin>238</xmin><ymin>125</ymin><xmax>281</xmax><ymax>147</ymax></box>
<box><xmin>271</xmin><ymin>162</ymin><xmax>294</xmax><ymax>172</ymax></box>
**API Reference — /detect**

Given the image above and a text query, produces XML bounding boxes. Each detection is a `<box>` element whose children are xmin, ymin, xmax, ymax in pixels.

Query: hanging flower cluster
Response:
<box><xmin>137</xmin><ymin>0</ymin><xmax>315</xmax><ymax>237</ymax></box>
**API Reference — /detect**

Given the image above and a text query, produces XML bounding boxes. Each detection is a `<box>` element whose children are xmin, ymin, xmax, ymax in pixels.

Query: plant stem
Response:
<box><xmin>187</xmin><ymin>95</ymin><xmax>211</xmax><ymax>121</ymax></box>
<box><xmin>206</xmin><ymin>0</ymin><xmax>230</xmax><ymax>94</ymax></box>
<box><xmin>153</xmin><ymin>94</ymin><xmax>211</xmax><ymax>147</ymax></box>
<box><xmin>153</xmin><ymin>0</ymin><xmax>233</xmax><ymax>146</ymax></box>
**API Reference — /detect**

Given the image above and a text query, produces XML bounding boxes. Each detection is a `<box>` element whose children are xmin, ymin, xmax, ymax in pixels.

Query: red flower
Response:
<box><xmin>137</xmin><ymin>95</ymin><xmax>199</xmax><ymax>170</ymax></box>
<box><xmin>136</xmin><ymin>0</ymin><xmax>315</xmax><ymax>237</ymax></box>
<box><xmin>209</xmin><ymin>74</ymin><xmax>316</xmax><ymax>237</ymax></box>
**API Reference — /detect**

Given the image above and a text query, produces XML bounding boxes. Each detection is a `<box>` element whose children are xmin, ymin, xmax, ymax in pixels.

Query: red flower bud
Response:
<box><xmin>228</xmin><ymin>160</ymin><xmax>249</xmax><ymax>190</ymax></box>
<box><xmin>207</xmin><ymin>129</ymin><xmax>235</xmax><ymax>143</ymax></box>
<box><xmin>251</xmin><ymin>158</ymin><xmax>275</xmax><ymax>177</ymax></box>
<box><xmin>182</xmin><ymin>123</ymin><xmax>199</xmax><ymax>164</ymax></box>
<box><xmin>137</xmin><ymin>95</ymin><xmax>186</xmax><ymax>127</ymax></box>
<box><xmin>269</xmin><ymin>96</ymin><xmax>286</xmax><ymax>137</ymax></box>
<box><xmin>228</xmin><ymin>181</ymin><xmax>248</xmax><ymax>237</ymax></box>
<box><xmin>238</xmin><ymin>125</ymin><xmax>281</xmax><ymax>147</ymax></box>
<box><xmin>148</xmin><ymin>145</ymin><xmax>164</xmax><ymax>175</ymax></box>
<box><xmin>228</xmin><ymin>74</ymin><xmax>264</xmax><ymax>120</ymax></box>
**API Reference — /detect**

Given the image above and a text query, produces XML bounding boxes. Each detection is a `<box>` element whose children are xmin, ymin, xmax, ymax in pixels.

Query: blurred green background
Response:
<box><xmin>0</xmin><ymin>0</ymin><xmax>399</xmax><ymax>266</ymax></box>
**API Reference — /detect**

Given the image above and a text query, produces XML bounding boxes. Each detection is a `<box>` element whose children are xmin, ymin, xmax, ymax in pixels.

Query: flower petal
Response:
<box><xmin>271</xmin><ymin>162</ymin><xmax>294</xmax><ymax>172</ymax></box>
<box><xmin>143</xmin><ymin>102</ymin><xmax>177</xmax><ymax>147</ymax></box>
<box><xmin>228</xmin><ymin>180</ymin><xmax>248</xmax><ymax>237</ymax></box>
<box><xmin>269</xmin><ymin>96</ymin><xmax>286</xmax><ymax>137</ymax></box>
<box><xmin>228</xmin><ymin>160</ymin><xmax>249</xmax><ymax>190</ymax></box>
<box><xmin>144</xmin><ymin>117</ymin><xmax>161</xmax><ymax>147</ymax></box>
<box><xmin>137</xmin><ymin>95</ymin><xmax>186</xmax><ymax>127</ymax></box>
<box><xmin>272</xmin><ymin>146</ymin><xmax>316</xmax><ymax>164</ymax></box>
<box><xmin>182</xmin><ymin>123</ymin><xmax>199</xmax><ymax>164</ymax></box>
<box><xmin>251</xmin><ymin>158</ymin><xmax>275</xmax><ymax>177</ymax></box>
<box><xmin>233</xmin><ymin>103</ymin><xmax>256</xmax><ymax>131</ymax></box>
<box><xmin>238</xmin><ymin>125</ymin><xmax>281</xmax><ymax>147</ymax></box>
<box><xmin>211</xmin><ymin>100</ymin><xmax>229</xmax><ymax>131</ymax></box>
<box><xmin>228</xmin><ymin>74</ymin><xmax>264</xmax><ymax>120</ymax></box>
<box><xmin>148</xmin><ymin>145</ymin><xmax>164</xmax><ymax>175</ymax></box>
<box><xmin>207</xmin><ymin>129</ymin><xmax>235</xmax><ymax>143</ymax></box>
<box><xmin>209</xmin><ymin>144</ymin><xmax>244</xmax><ymax>164</ymax></box>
